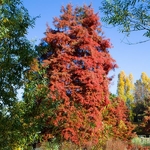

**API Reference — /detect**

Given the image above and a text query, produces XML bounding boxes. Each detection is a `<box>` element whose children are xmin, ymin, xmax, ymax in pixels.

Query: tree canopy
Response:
<box><xmin>117</xmin><ymin>71</ymin><xmax>134</xmax><ymax>103</ymax></box>
<box><xmin>0</xmin><ymin>0</ymin><xmax>36</xmax><ymax>108</ymax></box>
<box><xmin>0</xmin><ymin>0</ymin><xmax>38</xmax><ymax>149</ymax></box>
<box><xmin>36</xmin><ymin>3</ymin><xmax>118</xmax><ymax>147</ymax></box>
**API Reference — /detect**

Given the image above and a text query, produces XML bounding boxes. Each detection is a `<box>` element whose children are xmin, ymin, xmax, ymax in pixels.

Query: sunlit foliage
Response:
<box><xmin>37</xmin><ymin>4</ymin><xmax>117</xmax><ymax>147</ymax></box>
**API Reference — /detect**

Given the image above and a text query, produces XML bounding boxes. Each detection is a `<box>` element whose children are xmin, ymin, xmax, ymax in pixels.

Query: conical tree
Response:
<box><xmin>141</xmin><ymin>72</ymin><xmax>150</xmax><ymax>92</ymax></box>
<box><xmin>38</xmin><ymin>4</ymin><xmax>117</xmax><ymax>147</ymax></box>
<box><xmin>117</xmin><ymin>71</ymin><xmax>134</xmax><ymax>103</ymax></box>
<box><xmin>117</xmin><ymin>71</ymin><xmax>126</xmax><ymax>100</ymax></box>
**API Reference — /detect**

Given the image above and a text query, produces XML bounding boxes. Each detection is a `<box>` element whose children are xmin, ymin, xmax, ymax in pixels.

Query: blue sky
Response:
<box><xmin>22</xmin><ymin>0</ymin><xmax>150</xmax><ymax>94</ymax></box>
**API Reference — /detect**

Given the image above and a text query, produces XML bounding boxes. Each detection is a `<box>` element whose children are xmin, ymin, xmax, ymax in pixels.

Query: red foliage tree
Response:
<box><xmin>103</xmin><ymin>96</ymin><xmax>135</xmax><ymax>141</ymax></box>
<box><xmin>39</xmin><ymin>4</ymin><xmax>117</xmax><ymax>146</ymax></box>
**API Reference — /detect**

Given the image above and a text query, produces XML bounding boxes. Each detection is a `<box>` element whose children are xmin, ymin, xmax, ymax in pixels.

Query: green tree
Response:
<box><xmin>133</xmin><ymin>73</ymin><xmax>150</xmax><ymax>125</ymax></box>
<box><xmin>0</xmin><ymin>0</ymin><xmax>38</xmax><ymax>149</ymax></box>
<box><xmin>133</xmin><ymin>96</ymin><xmax>150</xmax><ymax>135</ymax></box>
<box><xmin>22</xmin><ymin>61</ymin><xmax>59</xmax><ymax>149</ymax></box>
<box><xmin>0</xmin><ymin>0</ymin><xmax>36</xmax><ymax>108</ymax></box>
<box><xmin>100</xmin><ymin>0</ymin><xmax>150</xmax><ymax>43</ymax></box>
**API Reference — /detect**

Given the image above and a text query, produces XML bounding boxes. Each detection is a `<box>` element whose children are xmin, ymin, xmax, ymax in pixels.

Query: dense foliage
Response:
<box><xmin>133</xmin><ymin>73</ymin><xmax>150</xmax><ymax>135</ymax></box>
<box><xmin>117</xmin><ymin>71</ymin><xmax>150</xmax><ymax>135</ymax></box>
<box><xmin>103</xmin><ymin>96</ymin><xmax>135</xmax><ymax>141</ymax></box>
<box><xmin>0</xmin><ymin>0</ymin><xmax>37</xmax><ymax>149</ymax></box>
<box><xmin>0</xmin><ymin>0</ymin><xmax>36</xmax><ymax>107</ymax></box>
<box><xmin>0</xmin><ymin>1</ymin><xmax>141</xmax><ymax>149</ymax></box>
<box><xmin>36</xmin><ymin>4</ymin><xmax>117</xmax><ymax>147</ymax></box>
<box><xmin>117</xmin><ymin>71</ymin><xmax>134</xmax><ymax>103</ymax></box>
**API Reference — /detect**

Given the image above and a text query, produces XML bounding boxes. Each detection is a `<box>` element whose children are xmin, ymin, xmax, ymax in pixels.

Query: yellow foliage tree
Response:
<box><xmin>117</xmin><ymin>71</ymin><xmax>134</xmax><ymax>120</ymax></box>
<box><xmin>117</xmin><ymin>71</ymin><xmax>126</xmax><ymax>100</ymax></box>
<box><xmin>117</xmin><ymin>71</ymin><xmax>134</xmax><ymax>102</ymax></box>
<box><xmin>141</xmin><ymin>72</ymin><xmax>150</xmax><ymax>92</ymax></box>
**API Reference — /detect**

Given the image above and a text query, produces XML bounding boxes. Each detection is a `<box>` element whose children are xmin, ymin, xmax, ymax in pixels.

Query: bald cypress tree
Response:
<box><xmin>37</xmin><ymin>4</ymin><xmax>117</xmax><ymax>147</ymax></box>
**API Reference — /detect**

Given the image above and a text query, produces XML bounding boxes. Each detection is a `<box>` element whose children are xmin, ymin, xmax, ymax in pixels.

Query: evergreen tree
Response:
<box><xmin>37</xmin><ymin>4</ymin><xmax>117</xmax><ymax>147</ymax></box>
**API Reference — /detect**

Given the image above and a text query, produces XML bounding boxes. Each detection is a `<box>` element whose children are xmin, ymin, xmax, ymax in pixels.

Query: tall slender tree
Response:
<box><xmin>117</xmin><ymin>71</ymin><xmax>134</xmax><ymax>103</ymax></box>
<box><xmin>117</xmin><ymin>71</ymin><xmax>134</xmax><ymax>120</ymax></box>
<box><xmin>37</xmin><ymin>4</ymin><xmax>117</xmax><ymax>147</ymax></box>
